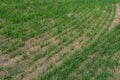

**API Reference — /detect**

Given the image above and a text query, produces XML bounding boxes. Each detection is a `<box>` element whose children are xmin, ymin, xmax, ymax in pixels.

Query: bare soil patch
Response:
<box><xmin>109</xmin><ymin>4</ymin><xmax>120</xmax><ymax>31</ymax></box>
<box><xmin>3</xmin><ymin>56</ymin><xmax>21</xmax><ymax>67</ymax></box>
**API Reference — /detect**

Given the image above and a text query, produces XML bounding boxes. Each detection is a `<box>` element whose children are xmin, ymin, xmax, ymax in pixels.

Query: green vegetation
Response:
<box><xmin>0</xmin><ymin>0</ymin><xmax>120</xmax><ymax>80</ymax></box>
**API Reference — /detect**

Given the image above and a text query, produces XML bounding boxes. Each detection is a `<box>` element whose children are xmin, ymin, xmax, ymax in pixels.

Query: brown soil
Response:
<box><xmin>3</xmin><ymin>56</ymin><xmax>21</xmax><ymax>67</ymax></box>
<box><xmin>109</xmin><ymin>4</ymin><xmax>120</xmax><ymax>31</ymax></box>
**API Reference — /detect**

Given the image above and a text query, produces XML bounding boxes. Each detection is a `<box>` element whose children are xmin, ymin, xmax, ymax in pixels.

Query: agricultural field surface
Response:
<box><xmin>0</xmin><ymin>0</ymin><xmax>120</xmax><ymax>80</ymax></box>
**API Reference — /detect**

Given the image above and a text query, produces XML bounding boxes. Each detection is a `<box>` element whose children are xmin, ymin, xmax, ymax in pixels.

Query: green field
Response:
<box><xmin>0</xmin><ymin>0</ymin><xmax>120</xmax><ymax>80</ymax></box>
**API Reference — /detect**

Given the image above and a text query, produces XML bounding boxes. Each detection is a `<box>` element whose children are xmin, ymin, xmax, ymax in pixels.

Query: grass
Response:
<box><xmin>0</xmin><ymin>0</ymin><xmax>120</xmax><ymax>80</ymax></box>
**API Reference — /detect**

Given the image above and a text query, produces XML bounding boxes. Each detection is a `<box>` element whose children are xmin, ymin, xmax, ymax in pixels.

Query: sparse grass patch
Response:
<box><xmin>0</xmin><ymin>0</ymin><xmax>120</xmax><ymax>80</ymax></box>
